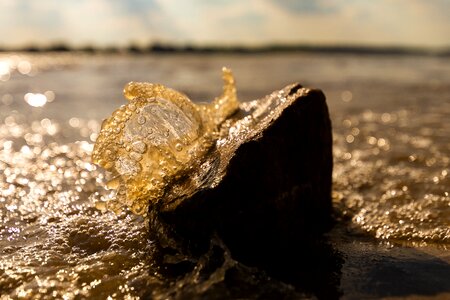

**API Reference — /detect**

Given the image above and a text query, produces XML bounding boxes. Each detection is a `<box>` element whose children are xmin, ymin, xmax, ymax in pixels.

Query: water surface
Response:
<box><xmin>0</xmin><ymin>52</ymin><xmax>449</xmax><ymax>299</ymax></box>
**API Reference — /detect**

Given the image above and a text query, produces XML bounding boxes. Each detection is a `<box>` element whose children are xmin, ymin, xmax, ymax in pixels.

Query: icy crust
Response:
<box><xmin>92</xmin><ymin>68</ymin><xmax>239</xmax><ymax>215</ymax></box>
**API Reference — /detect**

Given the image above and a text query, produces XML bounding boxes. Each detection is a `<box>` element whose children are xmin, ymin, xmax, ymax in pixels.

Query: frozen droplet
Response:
<box><xmin>131</xmin><ymin>140</ymin><xmax>146</xmax><ymax>154</ymax></box>
<box><xmin>175</xmin><ymin>143</ymin><xmax>183</xmax><ymax>151</ymax></box>
<box><xmin>115</xmin><ymin>157</ymin><xmax>140</xmax><ymax>176</ymax></box>
<box><xmin>129</xmin><ymin>151</ymin><xmax>143</xmax><ymax>162</ymax></box>
<box><xmin>131</xmin><ymin>202</ymin><xmax>146</xmax><ymax>215</ymax></box>
<box><xmin>163</xmin><ymin>129</ymin><xmax>170</xmax><ymax>137</ymax></box>
<box><xmin>137</xmin><ymin>115</ymin><xmax>146</xmax><ymax>125</ymax></box>
<box><xmin>105</xmin><ymin>149</ymin><xmax>112</xmax><ymax>157</ymax></box>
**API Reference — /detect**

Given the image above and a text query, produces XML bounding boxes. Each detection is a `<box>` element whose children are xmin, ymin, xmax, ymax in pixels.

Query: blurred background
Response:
<box><xmin>1</xmin><ymin>0</ymin><xmax>449</xmax><ymax>49</ymax></box>
<box><xmin>0</xmin><ymin>1</ymin><xmax>449</xmax><ymax>299</ymax></box>
<box><xmin>1</xmin><ymin>0</ymin><xmax>449</xmax><ymax>121</ymax></box>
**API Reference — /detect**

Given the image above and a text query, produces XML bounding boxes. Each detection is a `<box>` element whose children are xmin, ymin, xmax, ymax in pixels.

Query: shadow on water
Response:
<box><xmin>145</xmin><ymin>228</ymin><xmax>344</xmax><ymax>299</ymax></box>
<box><xmin>260</xmin><ymin>238</ymin><xmax>344</xmax><ymax>299</ymax></box>
<box><xmin>144</xmin><ymin>218</ymin><xmax>450</xmax><ymax>300</ymax></box>
<box><xmin>335</xmin><ymin>236</ymin><xmax>450</xmax><ymax>299</ymax></box>
<box><xmin>359</xmin><ymin>252</ymin><xmax>450</xmax><ymax>298</ymax></box>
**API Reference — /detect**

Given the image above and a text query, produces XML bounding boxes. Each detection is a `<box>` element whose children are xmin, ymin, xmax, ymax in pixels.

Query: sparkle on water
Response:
<box><xmin>333</xmin><ymin>109</ymin><xmax>449</xmax><ymax>244</ymax></box>
<box><xmin>92</xmin><ymin>67</ymin><xmax>239</xmax><ymax>215</ymax></box>
<box><xmin>0</xmin><ymin>116</ymin><xmax>150</xmax><ymax>299</ymax></box>
<box><xmin>0</xmin><ymin>53</ymin><xmax>448</xmax><ymax>298</ymax></box>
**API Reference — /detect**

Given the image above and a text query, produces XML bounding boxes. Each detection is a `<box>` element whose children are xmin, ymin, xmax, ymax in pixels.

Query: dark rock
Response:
<box><xmin>149</xmin><ymin>83</ymin><xmax>333</xmax><ymax>268</ymax></box>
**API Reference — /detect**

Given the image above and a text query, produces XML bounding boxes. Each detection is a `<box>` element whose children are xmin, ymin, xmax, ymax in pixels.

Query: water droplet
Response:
<box><xmin>175</xmin><ymin>143</ymin><xmax>183</xmax><ymax>151</ymax></box>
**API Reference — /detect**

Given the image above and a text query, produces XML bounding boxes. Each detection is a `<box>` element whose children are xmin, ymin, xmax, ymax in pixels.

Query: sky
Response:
<box><xmin>0</xmin><ymin>0</ymin><xmax>449</xmax><ymax>48</ymax></box>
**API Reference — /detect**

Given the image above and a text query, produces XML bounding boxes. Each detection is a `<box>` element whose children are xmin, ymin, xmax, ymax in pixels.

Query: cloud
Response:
<box><xmin>0</xmin><ymin>0</ymin><xmax>448</xmax><ymax>47</ymax></box>
<box><xmin>269</xmin><ymin>0</ymin><xmax>341</xmax><ymax>15</ymax></box>
<box><xmin>149</xmin><ymin>0</ymin><xmax>450</xmax><ymax>47</ymax></box>
<box><xmin>0</xmin><ymin>0</ymin><xmax>162</xmax><ymax>46</ymax></box>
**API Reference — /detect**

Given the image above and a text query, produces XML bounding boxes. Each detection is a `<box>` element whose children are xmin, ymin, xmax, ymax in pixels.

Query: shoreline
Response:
<box><xmin>1</xmin><ymin>44</ymin><xmax>449</xmax><ymax>57</ymax></box>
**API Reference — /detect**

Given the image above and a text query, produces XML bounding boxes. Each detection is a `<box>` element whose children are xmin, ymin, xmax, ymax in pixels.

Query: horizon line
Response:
<box><xmin>1</xmin><ymin>42</ymin><xmax>449</xmax><ymax>56</ymax></box>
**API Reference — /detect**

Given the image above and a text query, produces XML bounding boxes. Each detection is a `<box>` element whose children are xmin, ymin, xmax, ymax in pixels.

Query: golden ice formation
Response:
<box><xmin>92</xmin><ymin>67</ymin><xmax>239</xmax><ymax>215</ymax></box>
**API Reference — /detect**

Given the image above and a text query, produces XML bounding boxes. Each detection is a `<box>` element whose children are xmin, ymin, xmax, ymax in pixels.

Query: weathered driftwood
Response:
<box><xmin>149</xmin><ymin>83</ymin><xmax>333</xmax><ymax>267</ymax></box>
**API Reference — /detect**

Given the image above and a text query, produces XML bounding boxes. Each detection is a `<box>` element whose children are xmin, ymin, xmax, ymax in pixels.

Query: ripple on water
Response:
<box><xmin>1</xmin><ymin>108</ymin><xmax>448</xmax><ymax>299</ymax></box>
<box><xmin>333</xmin><ymin>109</ymin><xmax>449</xmax><ymax>245</ymax></box>
<box><xmin>0</xmin><ymin>118</ymin><xmax>154</xmax><ymax>299</ymax></box>
<box><xmin>1</xmin><ymin>54</ymin><xmax>449</xmax><ymax>298</ymax></box>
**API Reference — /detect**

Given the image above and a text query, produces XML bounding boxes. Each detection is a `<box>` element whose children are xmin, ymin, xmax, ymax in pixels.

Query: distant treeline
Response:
<box><xmin>1</xmin><ymin>42</ymin><xmax>449</xmax><ymax>56</ymax></box>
